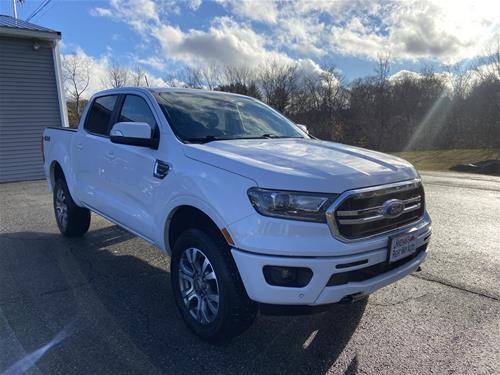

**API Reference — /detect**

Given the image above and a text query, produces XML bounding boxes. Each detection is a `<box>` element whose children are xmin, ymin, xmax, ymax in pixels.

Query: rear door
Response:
<box><xmin>72</xmin><ymin>95</ymin><xmax>119</xmax><ymax>210</ymax></box>
<box><xmin>104</xmin><ymin>94</ymin><xmax>162</xmax><ymax>241</ymax></box>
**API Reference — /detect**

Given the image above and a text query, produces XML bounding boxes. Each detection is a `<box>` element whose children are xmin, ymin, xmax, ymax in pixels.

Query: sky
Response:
<box><xmin>1</xmin><ymin>0</ymin><xmax>499</xmax><ymax>95</ymax></box>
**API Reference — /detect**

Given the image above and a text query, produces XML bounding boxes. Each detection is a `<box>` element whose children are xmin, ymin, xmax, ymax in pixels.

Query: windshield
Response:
<box><xmin>155</xmin><ymin>91</ymin><xmax>305</xmax><ymax>143</ymax></box>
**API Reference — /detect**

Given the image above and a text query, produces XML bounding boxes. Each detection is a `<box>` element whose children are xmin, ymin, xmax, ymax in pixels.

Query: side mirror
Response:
<box><xmin>110</xmin><ymin>122</ymin><xmax>158</xmax><ymax>148</ymax></box>
<box><xmin>297</xmin><ymin>124</ymin><xmax>309</xmax><ymax>135</ymax></box>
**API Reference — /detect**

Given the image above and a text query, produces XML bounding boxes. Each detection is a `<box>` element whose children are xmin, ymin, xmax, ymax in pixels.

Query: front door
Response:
<box><xmin>104</xmin><ymin>94</ymin><xmax>162</xmax><ymax>241</ymax></box>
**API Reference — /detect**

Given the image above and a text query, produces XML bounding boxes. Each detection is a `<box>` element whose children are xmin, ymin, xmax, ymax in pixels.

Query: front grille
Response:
<box><xmin>326</xmin><ymin>243</ymin><xmax>427</xmax><ymax>286</ymax></box>
<box><xmin>328</xmin><ymin>180</ymin><xmax>425</xmax><ymax>240</ymax></box>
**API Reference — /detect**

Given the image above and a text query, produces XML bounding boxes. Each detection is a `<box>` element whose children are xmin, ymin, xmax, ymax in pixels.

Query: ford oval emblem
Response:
<box><xmin>382</xmin><ymin>199</ymin><xmax>404</xmax><ymax>218</ymax></box>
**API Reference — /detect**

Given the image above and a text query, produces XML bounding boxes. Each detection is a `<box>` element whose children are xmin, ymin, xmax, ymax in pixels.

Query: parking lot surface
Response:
<box><xmin>1</xmin><ymin>172</ymin><xmax>499</xmax><ymax>374</ymax></box>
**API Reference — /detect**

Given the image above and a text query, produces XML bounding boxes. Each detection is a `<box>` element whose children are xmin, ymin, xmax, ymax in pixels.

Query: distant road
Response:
<box><xmin>421</xmin><ymin>170</ymin><xmax>500</xmax><ymax>192</ymax></box>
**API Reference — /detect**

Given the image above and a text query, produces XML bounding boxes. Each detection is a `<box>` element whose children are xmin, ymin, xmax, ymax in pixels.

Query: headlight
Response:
<box><xmin>247</xmin><ymin>188</ymin><xmax>338</xmax><ymax>222</ymax></box>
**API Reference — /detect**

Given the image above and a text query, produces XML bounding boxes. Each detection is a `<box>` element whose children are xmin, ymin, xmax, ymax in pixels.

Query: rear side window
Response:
<box><xmin>119</xmin><ymin>95</ymin><xmax>157</xmax><ymax>128</ymax></box>
<box><xmin>84</xmin><ymin>95</ymin><xmax>118</xmax><ymax>135</ymax></box>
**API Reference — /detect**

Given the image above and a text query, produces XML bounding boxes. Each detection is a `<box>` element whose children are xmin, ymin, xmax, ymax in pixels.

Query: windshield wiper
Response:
<box><xmin>184</xmin><ymin>135</ymin><xmax>234</xmax><ymax>144</ymax></box>
<box><xmin>245</xmin><ymin>134</ymin><xmax>304</xmax><ymax>140</ymax></box>
<box><xmin>184</xmin><ymin>134</ymin><xmax>304</xmax><ymax>143</ymax></box>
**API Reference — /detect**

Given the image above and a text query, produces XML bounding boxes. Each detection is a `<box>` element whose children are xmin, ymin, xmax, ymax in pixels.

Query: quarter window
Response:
<box><xmin>84</xmin><ymin>95</ymin><xmax>118</xmax><ymax>136</ymax></box>
<box><xmin>119</xmin><ymin>95</ymin><xmax>157</xmax><ymax>128</ymax></box>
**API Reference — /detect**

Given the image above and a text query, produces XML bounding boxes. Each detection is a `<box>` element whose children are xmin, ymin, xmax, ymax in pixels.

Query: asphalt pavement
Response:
<box><xmin>0</xmin><ymin>171</ymin><xmax>499</xmax><ymax>375</ymax></box>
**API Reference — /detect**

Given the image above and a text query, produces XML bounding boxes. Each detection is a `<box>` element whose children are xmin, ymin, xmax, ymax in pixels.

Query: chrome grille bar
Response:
<box><xmin>338</xmin><ymin>203</ymin><xmax>421</xmax><ymax>224</ymax></box>
<box><xmin>336</xmin><ymin>196</ymin><xmax>421</xmax><ymax>218</ymax></box>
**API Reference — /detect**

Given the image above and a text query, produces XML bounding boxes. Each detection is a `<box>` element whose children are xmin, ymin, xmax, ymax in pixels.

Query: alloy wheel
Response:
<box><xmin>55</xmin><ymin>188</ymin><xmax>68</xmax><ymax>230</ymax></box>
<box><xmin>178</xmin><ymin>247</ymin><xmax>220</xmax><ymax>324</ymax></box>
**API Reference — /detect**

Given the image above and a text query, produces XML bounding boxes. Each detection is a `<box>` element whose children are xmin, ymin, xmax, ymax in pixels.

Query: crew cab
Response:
<box><xmin>42</xmin><ymin>87</ymin><xmax>431</xmax><ymax>340</ymax></box>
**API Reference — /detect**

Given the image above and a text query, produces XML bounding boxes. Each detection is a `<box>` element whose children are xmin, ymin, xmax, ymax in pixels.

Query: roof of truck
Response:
<box><xmin>93</xmin><ymin>86</ymin><xmax>253</xmax><ymax>99</ymax></box>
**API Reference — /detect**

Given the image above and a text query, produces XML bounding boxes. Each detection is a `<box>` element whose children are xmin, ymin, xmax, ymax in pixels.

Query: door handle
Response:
<box><xmin>76</xmin><ymin>143</ymin><xmax>84</xmax><ymax>150</ymax></box>
<box><xmin>106</xmin><ymin>152</ymin><xmax>116</xmax><ymax>160</ymax></box>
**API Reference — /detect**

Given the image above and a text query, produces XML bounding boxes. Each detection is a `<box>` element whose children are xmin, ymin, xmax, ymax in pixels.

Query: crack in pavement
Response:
<box><xmin>410</xmin><ymin>273</ymin><xmax>500</xmax><ymax>302</ymax></box>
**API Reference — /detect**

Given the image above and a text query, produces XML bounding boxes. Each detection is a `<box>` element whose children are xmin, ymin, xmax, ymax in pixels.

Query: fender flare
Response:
<box><xmin>159</xmin><ymin>195</ymin><xmax>230</xmax><ymax>255</ymax></box>
<box><xmin>48</xmin><ymin>158</ymin><xmax>80</xmax><ymax>205</ymax></box>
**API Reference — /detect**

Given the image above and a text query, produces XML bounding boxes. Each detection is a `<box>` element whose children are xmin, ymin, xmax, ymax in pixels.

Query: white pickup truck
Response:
<box><xmin>42</xmin><ymin>87</ymin><xmax>431</xmax><ymax>340</ymax></box>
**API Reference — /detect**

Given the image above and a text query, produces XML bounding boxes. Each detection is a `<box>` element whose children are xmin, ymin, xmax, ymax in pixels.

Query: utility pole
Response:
<box><xmin>12</xmin><ymin>0</ymin><xmax>18</xmax><ymax>19</ymax></box>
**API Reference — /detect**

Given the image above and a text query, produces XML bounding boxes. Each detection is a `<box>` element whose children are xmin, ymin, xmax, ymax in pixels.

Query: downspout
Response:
<box><xmin>52</xmin><ymin>40</ymin><xmax>69</xmax><ymax>128</ymax></box>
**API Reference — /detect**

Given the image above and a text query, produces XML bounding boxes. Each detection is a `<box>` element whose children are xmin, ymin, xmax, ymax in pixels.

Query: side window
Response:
<box><xmin>84</xmin><ymin>95</ymin><xmax>118</xmax><ymax>136</ymax></box>
<box><xmin>119</xmin><ymin>95</ymin><xmax>157</xmax><ymax>128</ymax></box>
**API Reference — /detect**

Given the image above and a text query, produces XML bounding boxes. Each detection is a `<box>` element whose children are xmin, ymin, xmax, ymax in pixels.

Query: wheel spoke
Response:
<box><xmin>179</xmin><ymin>260</ymin><xmax>195</xmax><ymax>277</ymax></box>
<box><xmin>185</xmin><ymin>248</ymin><xmax>195</xmax><ymax>266</ymax></box>
<box><xmin>204</xmin><ymin>271</ymin><xmax>216</xmax><ymax>281</ymax></box>
<box><xmin>194</xmin><ymin>296</ymin><xmax>203</xmax><ymax>321</ymax></box>
<box><xmin>182</xmin><ymin>287</ymin><xmax>196</xmax><ymax>300</ymax></box>
<box><xmin>179</xmin><ymin>270</ymin><xmax>194</xmax><ymax>283</ymax></box>
<box><xmin>201</xmin><ymin>257</ymin><xmax>210</xmax><ymax>274</ymax></box>
<box><xmin>206</xmin><ymin>295</ymin><xmax>218</xmax><ymax>314</ymax></box>
<box><xmin>200</xmin><ymin>298</ymin><xmax>210</xmax><ymax>323</ymax></box>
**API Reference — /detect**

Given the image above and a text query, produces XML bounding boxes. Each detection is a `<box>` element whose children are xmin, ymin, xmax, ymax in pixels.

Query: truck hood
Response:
<box><xmin>184</xmin><ymin>138</ymin><xmax>418</xmax><ymax>193</ymax></box>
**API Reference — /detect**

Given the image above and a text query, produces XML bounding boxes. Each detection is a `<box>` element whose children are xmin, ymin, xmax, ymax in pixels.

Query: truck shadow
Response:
<box><xmin>0</xmin><ymin>225</ymin><xmax>366</xmax><ymax>375</ymax></box>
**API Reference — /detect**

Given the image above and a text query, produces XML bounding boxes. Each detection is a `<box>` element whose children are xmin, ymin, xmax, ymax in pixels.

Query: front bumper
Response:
<box><xmin>231</xmin><ymin>220</ymin><xmax>431</xmax><ymax>306</ymax></box>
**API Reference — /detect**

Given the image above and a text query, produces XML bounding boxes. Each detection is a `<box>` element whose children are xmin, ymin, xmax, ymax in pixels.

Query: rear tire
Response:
<box><xmin>53</xmin><ymin>178</ymin><xmax>91</xmax><ymax>237</ymax></box>
<box><xmin>171</xmin><ymin>228</ymin><xmax>257</xmax><ymax>341</ymax></box>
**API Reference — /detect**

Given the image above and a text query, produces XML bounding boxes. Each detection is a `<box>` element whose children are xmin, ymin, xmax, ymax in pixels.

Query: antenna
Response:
<box><xmin>12</xmin><ymin>0</ymin><xmax>17</xmax><ymax>19</ymax></box>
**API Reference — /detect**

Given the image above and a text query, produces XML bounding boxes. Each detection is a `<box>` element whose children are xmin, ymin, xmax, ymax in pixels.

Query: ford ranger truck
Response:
<box><xmin>42</xmin><ymin>88</ymin><xmax>431</xmax><ymax>340</ymax></box>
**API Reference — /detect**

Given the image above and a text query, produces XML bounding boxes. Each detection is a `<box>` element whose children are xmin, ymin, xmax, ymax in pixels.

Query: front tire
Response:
<box><xmin>53</xmin><ymin>178</ymin><xmax>91</xmax><ymax>237</ymax></box>
<box><xmin>171</xmin><ymin>228</ymin><xmax>257</xmax><ymax>341</ymax></box>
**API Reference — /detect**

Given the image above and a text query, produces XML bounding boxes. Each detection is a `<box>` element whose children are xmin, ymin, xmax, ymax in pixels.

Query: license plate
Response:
<box><xmin>389</xmin><ymin>232</ymin><xmax>417</xmax><ymax>263</ymax></box>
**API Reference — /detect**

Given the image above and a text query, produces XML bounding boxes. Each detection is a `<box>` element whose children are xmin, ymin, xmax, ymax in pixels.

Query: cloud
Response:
<box><xmin>152</xmin><ymin>17</ymin><xmax>291</xmax><ymax>67</ymax></box>
<box><xmin>187</xmin><ymin>0</ymin><xmax>202</xmax><ymax>11</ymax></box>
<box><xmin>388</xmin><ymin>70</ymin><xmax>423</xmax><ymax>82</ymax></box>
<box><xmin>137</xmin><ymin>56</ymin><xmax>167</xmax><ymax>71</ymax></box>
<box><xmin>325</xmin><ymin>0</ymin><xmax>500</xmax><ymax>63</ymax></box>
<box><xmin>215</xmin><ymin>0</ymin><xmax>278</xmax><ymax>24</ymax></box>
<box><xmin>274</xmin><ymin>16</ymin><xmax>326</xmax><ymax>57</ymax></box>
<box><xmin>90</xmin><ymin>0</ymin><xmax>500</xmax><ymax>76</ymax></box>
<box><xmin>91</xmin><ymin>0</ymin><xmax>161</xmax><ymax>32</ymax></box>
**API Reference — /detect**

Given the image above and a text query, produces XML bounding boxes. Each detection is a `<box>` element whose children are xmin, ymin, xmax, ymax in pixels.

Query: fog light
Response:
<box><xmin>263</xmin><ymin>266</ymin><xmax>313</xmax><ymax>287</ymax></box>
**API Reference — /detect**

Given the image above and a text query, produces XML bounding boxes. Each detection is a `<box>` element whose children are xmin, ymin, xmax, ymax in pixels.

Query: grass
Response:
<box><xmin>392</xmin><ymin>148</ymin><xmax>500</xmax><ymax>171</ymax></box>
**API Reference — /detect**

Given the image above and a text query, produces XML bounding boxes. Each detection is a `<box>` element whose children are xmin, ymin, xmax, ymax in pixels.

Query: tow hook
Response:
<box><xmin>340</xmin><ymin>293</ymin><xmax>365</xmax><ymax>304</ymax></box>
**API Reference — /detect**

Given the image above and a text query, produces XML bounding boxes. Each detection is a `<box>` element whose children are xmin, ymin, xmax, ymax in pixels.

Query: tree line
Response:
<box><xmin>63</xmin><ymin>44</ymin><xmax>500</xmax><ymax>152</ymax></box>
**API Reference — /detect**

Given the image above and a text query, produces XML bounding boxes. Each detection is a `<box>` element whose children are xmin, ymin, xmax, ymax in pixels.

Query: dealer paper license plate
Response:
<box><xmin>389</xmin><ymin>232</ymin><xmax>417</xmax><ymax>263</ymax></box>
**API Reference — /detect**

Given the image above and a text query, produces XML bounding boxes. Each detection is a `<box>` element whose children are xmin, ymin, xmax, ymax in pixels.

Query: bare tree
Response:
<box><xmin>490</xmin><ymin>39</ymin><xmax>500</xmax><ymax>79</ymax></box>
<box><xmin>373</xmin><ymin>54</ymin><xmax>391</xmax><ymax>148</ymax></box>
<box><xmin>259</xmin><ymin>61</ymin><xmax>297</xmax><ymax>113</ymax></box>
<box><xmin>62</xmin><ymin>53</ymin><xmax>91</xmax><ymax>118</ymax></box>
<box><xmin>131</xmin><ymin>65</ymin><xmax>146</xmax><ymax>86</ymax></box>
<box><xmin>105</xmin><ymin>62</ymin><xmax>129</xmax><ymax>88</ymax></box>
<box><xmin>223</xmin><ymin>65</ymin><xmax>255</xmax><ymax>87</ymax></box>
<box><xmin>217</xmin><ymin>65</ymin><xmax>261</xmax><ymax>99</ymax></box>
<box><xmin>289</xmin><ymin>63</ymin><xmax>349</xmax><ymax>139</ymax></box>
<box><xmin>183</xmin><ymin>66</ymin><xmax>204</xmax><ymax>89</ymax></box>
<box><xmin>164</xmin><ymin>72</ymin><xmax>183</xmax><ymax>87</ymax></box>
<box><xmin>476</xmin><ymin>39</ymin><xmax>500</xmax><ymax>80</ymax></box>
<box><xmin>446</xmin><ymin>63</ymin><xmax>472</xmax><ymax>99</ymax></box>
<box><xmin>200</xmin><ymin>64</ymin><xmax>221</xmax><ymax>90</ymax></box>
